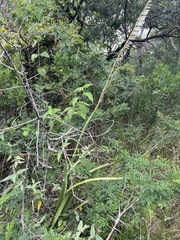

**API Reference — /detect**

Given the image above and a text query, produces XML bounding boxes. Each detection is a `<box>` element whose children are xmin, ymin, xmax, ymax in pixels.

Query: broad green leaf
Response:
<box><xmin>77</xmin><ymin>220</ymin><xmax>83</xmax><ymax>232</ymax></box>
<box><xmin>37</xmin><ymin>68</ymin><xmax>46</xmax><ymax>77</ymax></box>
<box><xmin>1</xmin><ymin>174</ymin><xmax>16</xmax><ymax>184</ymax></box>
<box><xmin>89</xmin><ymin>224</ymin><xmax>95</xmax><ymax>238</ymax></box>
<box><xmin>83</xmin><ymin>83</ymin><xmax>92</xmax><ymax>89</ymax></box>
<box><xmin>96</xmin><ymin>236</ymin><xmax>103</xmax><ymax>240</ymax></box>
<box><xmin>23</xmin><ymin>130</ymin><xmax>29</xmax><ymax>137</ymax></box>
<box><xmin>40</xmin><ymin>51</ymin><xmax>50</xmax><ymax>58</ymax></box>
<box><xmin>31</xmin><ymin>54</ymin><xmax>38</xmax><ymax>62</ymax></box>
<box><xmin>77</xmin><ymin>111</ymin><xmax>87</xmax><ymax>120</ymax></box>
<box><xmin>1</xmin><ymin>169</ymin><xmax>27</xmax><ymax>184</ymax></box>
<box><xmin>35</xmin><ymin>8</ymin><xmax>43</xmax><ymax>21</ymax></box>
<box><xmin>22</xmin><ymin>127</ymin><xmax>31</xmax><ymax>133</ymax></box>
<box><xmin>74</xmin><ymin>86</ymin><xmax>84</xmax><ymax>93</ymax></box>
<box><xmin>70</xmin><ymin>97</ymin><xmax>79</xmax><ymax>107</ymax></box>
<box><xmin>83</xmin><ymin>92</ymin><xmax>94</xmax><ymax>103</ymax></box>
<box><xmin>16</xmin><ymin>168</ymin><xmax>28</xmax><ymax>176</ymax></box>
<box><xmin>77</xmin><ymin>220</ymin><xmax>89</xmax><ymax>233</ymax></box>
<box><xmin>77</xmin><ymin>102</ymin><xmax>89</xmax><ymax>119</ymax></box>
<box><xmin>74</xmin><ymin>84</ymin><xmax>92</xmax><ymax>93</ymax></box>
<box><xmin>67</xmin><ymin>107</ymin><xmax>74</xmax><ymax>120</ymax></box>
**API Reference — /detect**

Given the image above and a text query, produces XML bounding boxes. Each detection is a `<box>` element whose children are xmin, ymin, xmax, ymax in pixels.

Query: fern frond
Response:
<box><xmin>118</xmin><ymin>0</ymin><xmax>152</xmax><ymax>61</ymax></box>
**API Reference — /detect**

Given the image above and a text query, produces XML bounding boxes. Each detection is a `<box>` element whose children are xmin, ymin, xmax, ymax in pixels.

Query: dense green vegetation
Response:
<box><xmin>0</xmin><ymin>0</ymin><xmax>179</xmax><ymax>239</ymax></box>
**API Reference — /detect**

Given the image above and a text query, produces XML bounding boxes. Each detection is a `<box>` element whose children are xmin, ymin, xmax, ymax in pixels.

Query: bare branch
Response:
<box><xmin>0</xmin><ymin>118</ymin><xmax>37</xmax><ymax>133</ymax></box>
<box><xmin>106</xmin><ymin>192</ymin><xmax>139</xmax><ymax>240</ymax></box>
<box><xmin>0</xmin><ymin>86</ymin><xmax>23</xmax><ymax>91</ymax></box>
<box><xmin>106</xmin><ymin>197</ymin><xmax>139</xmax><ymax>240</ymax></box>
<box><xmin>36</xmin><ymin>120</ymin><xmax>40</xmax><ymax>166</ymax></box>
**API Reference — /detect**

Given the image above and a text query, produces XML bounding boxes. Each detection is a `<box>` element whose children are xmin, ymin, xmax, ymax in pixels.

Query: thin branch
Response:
<box><xmin>0</xmin><ymin>60</ymin><xmax>23</xmax><ymax>74</ymax></box>
<box><xmin>0</xmin><ymin>33</ymin><xmax>17</xmax><ymax>49</ymax></box>
<box><xmin>142</xmin><ymin>134</ymin><xmax>168</xmax><ymax>156</ymax></box>
<box><xmin>0</xmin><ymin>40</ymin><xmax>49</xmax><ymax>130</ymax></box>
<box><xmin>0</xmin><ymin>86</ymin><xmax>23</xmax><ymax>91</ymax></box>
<box><xmin>70</xmin><ymin>175</ymin><xmax>86</xmax><ymax>203</ymax></box>
<box><xmin>47</xmin><ymin>140</ymin><xmax>58</xmax><ymax>153</ymax></box>
<box><xmin>0</xmin><ymin>118</ymin><xmax>37</xmax><ymax>133</ymax></box>
<box><xmin>36</xmin><ymin>120</ymin><xmax>40</xmax><ymax>166</ymax></box>
<box><xmin>107</xmin><ymin>32</ymin><xmax>179</xmax><ymax>61</ymax></box>
<box><xmin>46</xmin><ymin>116</ymin><xmax>88</xmax><ymax>135</ymax></box>
<box><xmin>92</xmin><ymin>120</ymin><xmax>114</xmax><ymax>138</ymax></box>
<box><xmin>106</xmin><ymin>197</ymin><xmax>139</xmax><ymax>240</ymax></box>
<box><xmin>18</xmin><ymin>18</ymin><xmax>29</xmax><ymax>45</ymax></box>
<box><xmin>106</xmin><ymin>192</ymin><xmax>139</xmax><ymax>240</ymax></box>
<box><xmin>134</xmin><ymin>33</ymin><xmax>180</xmax><ymax>43</ymax></box>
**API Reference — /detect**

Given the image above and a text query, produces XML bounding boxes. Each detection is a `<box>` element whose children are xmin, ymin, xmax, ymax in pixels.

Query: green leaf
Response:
<box><xmin>89</xmin><ymin>163</ymin><xmax>114</xmax><ymax>173</ymax></box>
<box><xmin>74</xmin><ymin>86</ymin><xmax>84</xmax><ymax>93</ymax></box>
<box><xmin>57</xmin><ymin>150</ymin><xmax>62</xmax><ymax>161</ymax></box>
<box><xmin>74</xmin><ymin>84</ymin><xmax>92</xmax><ymax>93</ymax></box>
<box><xmin>77</xmin><ymin>111</ymin><xmax>87</xmax><ymax>120</ymax></box>
<box><xmin>1</xmin><ymin>174</ymin><xmax>16</xmax><ymax>184</ymax></box>
<box><xmin>16</xmin><ymin>168</ymin><xmax>28</xmax><ymax>176</ymax></box>
<box><xmin>37</xmin><ymin>68</ymin><xmax>47</xmax><ymax>77</ymax></box>
<box><xmin>77</xmin><ymin>220</ymin><xmax>83</xmax><ymax>232</ymax></box>
<box><xmin>83</xmin><ymin>83</ymin><xmax>92</xmax><ymax>89</ymax></box>
<box><xmin>40</xmin><ymin>51</ymin><xmax>50</xmax><ymax>58</ymax></box>
<box><xmin>70</xmin><ymin>97</ymin><xmax>79</xmax><ymax>107</ymax></box>
<box><xmin>23</xmin><ymin>131</ymin><xmax>29</xmax><ymax>137</ymax></box>
<box><xmin>47</xmin><ymin>106</ymin><xmax>53</xmax><ymax>116</ymax></box>
<box><xmin>1</xmin><ymin>168</ymin><xmax>27</xmax><ymax>184</ymax></box>
<box><xmin>89</xmin><ymin>224</ymin><xmax>95</xmax><ymax>239</ymax></box>
<box><xmin>77</xmin><ymin>220</ymin><xmax>89</xmax><ymax>233</ymax></box>
<box><xmin>31</xmin><ymin>54</ymin><xmax>38</xmax><ymax>62</ymax></box>
<box><xmin>67</xmin><ymin>177</ymin><xmax>122</xmax><ymax>192</ymax></box>
<box><xmin>96</xmin><ymin>236</ymin><xmax>103</xmax><ymax>240</ymax></box>
<box><xmin>0</xmin><ymin>195</ymin><xmax>9</xmax><ymax>206</ymax></box>
<box><xmin>35</xmin><ymin>8</ymin><xmax>43</xmax><ymax>21</ymax></box>
<box><xmin>83</xmin><ymin>92</ymin><xmax>94</xmax><ymax>103</ymax></box>
<box><xmin>49</xmin><ymin>182</ymin><xmax>72</xmax><ymax>228</ymax></box>
<box><xmin>22</xmin><ymin>127</ymin><xmax>31</xmax><ymax>137</ymax></box>
<box><xmin>67</xmin><ymin>107</ymin><xmax>74</xmax><ymax>120</ymax></box>
<box><xmin>22</xmin><ymin>130</ymin><xmax>29</xmax><ymax>137</ymax></box>
<box><xmin>75</xmin><ymin>211</ymin><xmax>80</xmax><ymax>222</ymax></box>
<box><xmin>77</xmin><ymin>102</ymin><xmax>89</xmax><ymax>119</ymax></box>
<box><xmin>5</xmin><ymin>221</ymin><xmax>15</xmax><ymax>240</ymax></box>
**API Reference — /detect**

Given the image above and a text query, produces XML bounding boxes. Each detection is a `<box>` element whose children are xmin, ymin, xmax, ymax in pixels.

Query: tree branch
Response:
<box><xmin>106</xmin><ymin>195</ymin><xmax>139</xmax><ymax>240</ymax></box>
<box><xmin>0</xmin><ymin>118</ymin><xmax>37</xmax><ymax>133</ymax></box>
<box><xmin>107</xmin><ymin>32</ymin><xmax>179</xmax><ymax>61</ymax></box>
